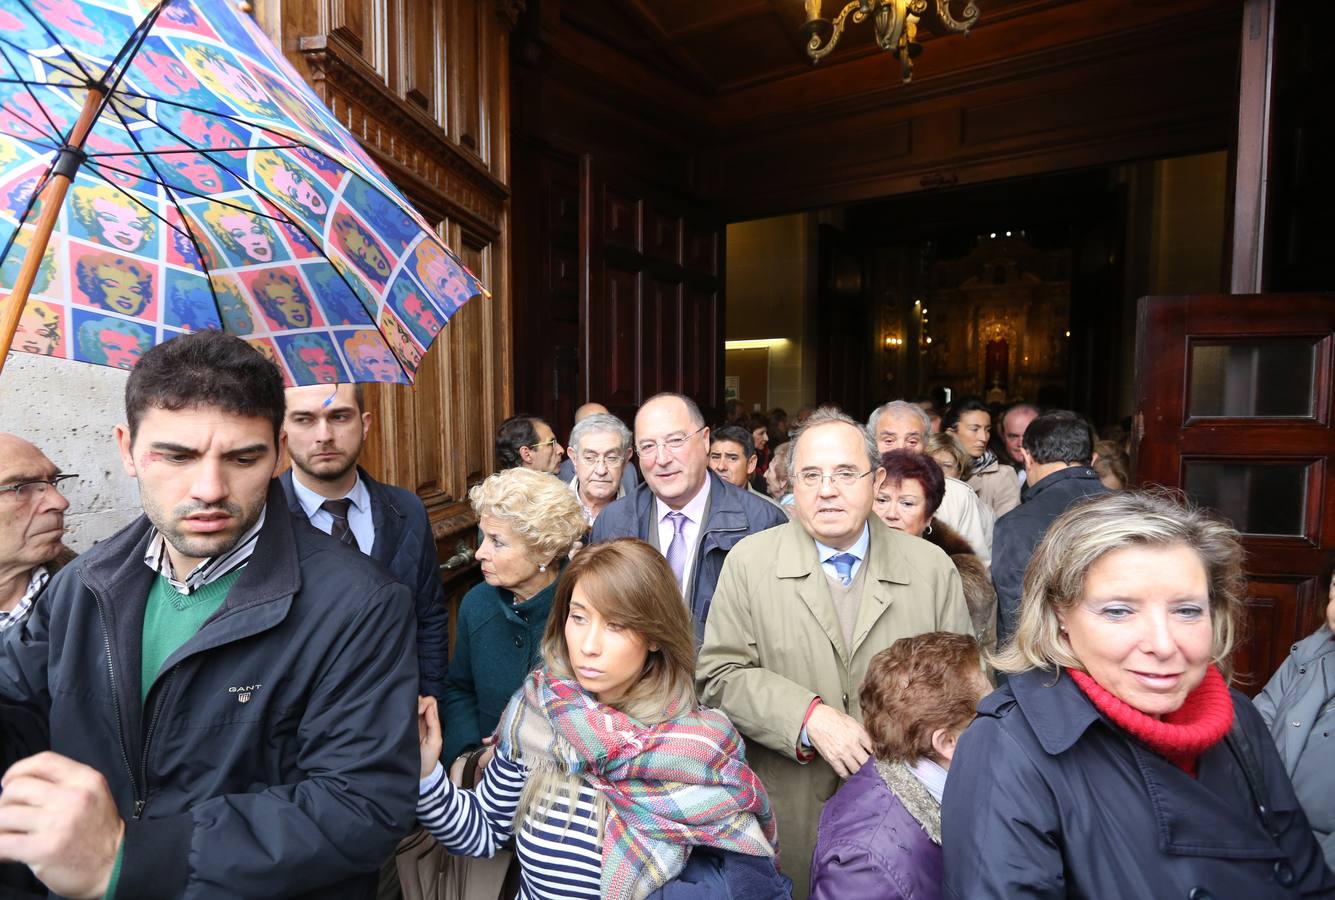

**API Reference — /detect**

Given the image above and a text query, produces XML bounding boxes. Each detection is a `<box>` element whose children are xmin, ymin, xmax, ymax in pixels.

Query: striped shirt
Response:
<box><xmin>0</xmin><ymin>566</ymin><xmax>48</xmax><ymax>632</ymax></box>
<box><xmin>418</xmin><ymin>750</ymin><xmax>603</xmax><ymax>900</ymax></box>
<box><xmin>142</xmin><ymin>510</ymin><xmax>265</xmax><ymax>594</ymax></box>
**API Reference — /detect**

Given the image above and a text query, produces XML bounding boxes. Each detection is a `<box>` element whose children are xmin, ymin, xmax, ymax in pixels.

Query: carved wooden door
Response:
<box><xmin>1135</xmin><ymin>293</ymin><xmax>1335</xmax><ymax>691</ymax></box>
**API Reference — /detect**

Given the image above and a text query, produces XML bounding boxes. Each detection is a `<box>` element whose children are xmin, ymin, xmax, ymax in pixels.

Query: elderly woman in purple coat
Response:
<box><xmin>809</xmin><ymin>632</ymin><xmax>990</xmax><ymax>900</ymax></box>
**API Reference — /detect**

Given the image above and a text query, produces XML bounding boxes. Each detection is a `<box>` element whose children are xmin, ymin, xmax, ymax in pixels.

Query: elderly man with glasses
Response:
<box><xmin>556</xmin><ymin>401</ymin><xmax>639</xmax><ymax>495</ymax></box>
<box><xmin>563</xmin><ymin>412</ymin><xmax>634</xmax><ymax>524</ymax></box>
<box><xmin>588</xmin><ymin>392</ymin><xmax>786</xmax><ymax>639</ymax></box>
<box><xmin>697</xmin><ymin>407</ymin><xmax>972</xmax><ymax>900</ymax></box>
<box><xmin>0</xmin><ymin>434</ymin><xmax>76</xmax><ymax>635</ymax></box>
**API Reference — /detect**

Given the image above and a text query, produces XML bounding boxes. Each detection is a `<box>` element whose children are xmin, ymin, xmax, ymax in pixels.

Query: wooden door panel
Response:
<box><xmin>642</xmin><ymin>278</ymin><xmax>682</xmax><ymax>396</ymax></box>
<box><xmin>327</xmin><ymin>0</ymin><xmax>377</xmax><ymax>62</ymax></box>
<box><xmin>602</xmin><ymin>267</ymin><xmax>641</xmax><ymax>406</ymax></box>
<box><xmin>1135</xmin><ymin>293</ymin><xmax>1335</xmax><ymax>690</ymax></box>
<box><xmin>1233</xmin><ymin>576</ymin><xmax>1321</xmax><ymax>692</ymax></box>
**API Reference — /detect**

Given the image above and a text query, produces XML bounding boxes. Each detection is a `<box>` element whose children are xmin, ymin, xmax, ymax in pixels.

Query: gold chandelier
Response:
<box><xmin>803</xmin><ymin>0</ymin><xmax>980</xmax><ymax>82</ymax></box>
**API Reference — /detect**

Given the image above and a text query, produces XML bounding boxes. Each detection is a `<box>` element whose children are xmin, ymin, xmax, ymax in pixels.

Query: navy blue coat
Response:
<box><xmin>0</xmin><ymin>481</ymin><xmax>420</xmax><ymax>899</ymax></box>
<box><xmin>991</xmin><ymin>467</ymin><xmax>1108</xmax><ymax>645</ymax></box>
<box><xmin>280</xmin><ymin>467</ymin><xmax>449</xmax><ymax>699</ymax></box>
<box><xmin>589</xmin><ymin>471</ymin><xmax>788</xmax><ymax>636</ymax></box>
<box><xmin>942</xmin><ymin>668</ymin><xmax>1335</xmax><ymax>899</ymax></box>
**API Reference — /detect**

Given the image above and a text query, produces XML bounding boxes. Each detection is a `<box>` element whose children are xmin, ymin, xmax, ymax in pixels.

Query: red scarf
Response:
<box><xmin>1067</xmin><ymin>665</ymin><xmax>1233</xmax><ymax>776</ymax></box>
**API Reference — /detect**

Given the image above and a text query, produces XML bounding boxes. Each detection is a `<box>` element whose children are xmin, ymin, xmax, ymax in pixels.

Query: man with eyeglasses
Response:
<box><xmin>697</xmin><ymin>407</ymin><xmax>971</xmax><ymax>900</ymax></box>
<box><xmin>0</xmin><ymin>435</ymin><xmax>73</xmax><ymax>900</ymax></box>
<box><xmin>867</xmin><ymin>400</ymin><xmax>995</xmax><ymax>566</ymax></box>
<box><xmin>563</xmin><ymin>412</ymin><xmax>633</xmax><ymax>524</ymax></box>
<box><xmin>0</xmin><ymin>434</ymin><xmax>76</xmax><ymax>634</ymax></box>
<box><xmin>556</xmin><ymin>402</ymin><xmax>639</xmax><ymax>495</ymax></box>
<box><xmin>494</xmin><ymin>413</ymin><xmax>563</xmax><ymax>474</ymax></box>
<box><xmin>589</xmin><ymin>392</ymin><xmax>786</xmax><ymax>638</ymax></box>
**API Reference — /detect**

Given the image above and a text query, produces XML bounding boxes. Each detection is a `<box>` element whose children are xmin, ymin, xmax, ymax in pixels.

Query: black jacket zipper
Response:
<box><xmin>138</xmin><ymin>664</ymin><xmax>179</xmax><ymax>818</ymax></box>
<box><xmin>92</xmin><ymin>592</ymin><xmax>144</xmax><ymax>819</ymax></box>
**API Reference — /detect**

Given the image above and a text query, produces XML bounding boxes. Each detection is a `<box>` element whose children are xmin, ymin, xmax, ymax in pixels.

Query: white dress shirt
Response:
<box><xmin>292</xmin><ymin>473</ymin><xmax>374</xmax><ymax>554</ymax></box>
<box><xmin>655</xmin><ymin>479</ymin><xmax>710</xmax><ymax>598</ymax></box>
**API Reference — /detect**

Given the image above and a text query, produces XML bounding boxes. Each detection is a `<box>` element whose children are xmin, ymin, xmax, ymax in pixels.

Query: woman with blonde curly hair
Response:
<box><xmin>942</xmin><ymin>491</ymin><xmax>1333</xmax><ymax>898</ymax></box>
<box><xmin>418</xmin><ymin>539</ymin><xmax>785</xmax><ymax>898</ymax></box>
<box><xmin>438</xmin><ymin>467</ymin><xmax>587</xmax><ymax>774</ymax></box>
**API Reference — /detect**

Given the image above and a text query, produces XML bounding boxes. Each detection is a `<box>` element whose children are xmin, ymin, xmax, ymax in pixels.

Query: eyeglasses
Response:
<box><xmin>528</xmin><ymin>438</ymin><xmax>559</xmax><ymax>450</ymax></box>
<box><xmin>796</xmin><ymin>469</ymin><xmax>872</xmax><ymax>489</ymax></box>
<box><xmin>636</xmin><ymin>425</ymin><xmax>706</xmax><ymax>459</ymax></box>
<box><xmin>579</xmin><ymin>450</ymin><xmax>626</xmax><ymax>467</ymax></box>
<box><xmin>0</xmin><ymin>474</ymin><xmax>78</xmax><ymax>502</ymax></box>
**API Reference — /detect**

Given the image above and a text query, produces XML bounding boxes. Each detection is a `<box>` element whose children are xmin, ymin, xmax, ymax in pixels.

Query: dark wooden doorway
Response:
<box><xmin>1135</xmin><ymin>293</ymin><xmax>1335</xmax><ymax>691</ymax></box>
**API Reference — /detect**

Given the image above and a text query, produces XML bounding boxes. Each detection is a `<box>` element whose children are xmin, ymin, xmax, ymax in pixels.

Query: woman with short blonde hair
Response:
<box><xmin>926</xmin><ymin>432</ymin><xmax>973</xmax><ymax>482</ymax></box>
<box><xmin>418</xmin><ymin>539</ymin><xmax>784</xmax><ymax>899</ymax></box>
<box><xmin>438</xmin><ymin>467</ymin><xmax>587</xmax><ymax>768</ymax></box>
<box><xmin>944</xmin><ymin>491</ymin><xmax>1332</xmax><ymax>898</ymax></box>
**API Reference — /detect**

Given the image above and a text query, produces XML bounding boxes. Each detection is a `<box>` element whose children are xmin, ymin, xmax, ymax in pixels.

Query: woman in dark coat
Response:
<box><xmin>810</xmin><ymin>632</ymin><xmax>990</xmax><ymax>900</ymax></box>
<box><xmin>942</xmin><ymin>492</ymin><xmax>1334</xmax><ymax>898</ymax></box>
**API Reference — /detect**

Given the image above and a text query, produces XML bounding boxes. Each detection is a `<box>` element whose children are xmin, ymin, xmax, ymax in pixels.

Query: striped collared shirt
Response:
<box><xmin>142</xmin><ymin>509</ymin><xmax>265</xmax><ymax>594</ymax></box>
<box><xmin>0</xmin><ymin>566</ymin><xmax>49</xmax><ymax>633</ymax></box>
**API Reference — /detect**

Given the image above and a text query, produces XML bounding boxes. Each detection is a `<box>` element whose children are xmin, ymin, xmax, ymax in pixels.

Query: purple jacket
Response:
<box><xmin>809</xmin><ymin>758</ymin><xmax>943</xmax><ymax>900</ymax></box>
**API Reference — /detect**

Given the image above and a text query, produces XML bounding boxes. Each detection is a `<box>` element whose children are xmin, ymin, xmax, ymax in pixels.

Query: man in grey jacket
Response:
<box><xmin>1254</xmin><ymin>558</ymin><xmax>1335</xmax><ymax>871</ymax></box>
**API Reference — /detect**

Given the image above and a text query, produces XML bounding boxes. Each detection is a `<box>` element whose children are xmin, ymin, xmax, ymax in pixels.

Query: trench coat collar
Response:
<box><xmin>1005</xmin><ymin>667</ymin><xmax>1291</xmax><ymax>858</ymax></box>
<box><xmin>1004</xmin><ymin>667</ymin><xmax>1102</xmax><ymax>756</ymax></box>
<box><xmin>775</xmin><ymin>515</ymin><xmax>912</xmax><ymax>661</ymax></box>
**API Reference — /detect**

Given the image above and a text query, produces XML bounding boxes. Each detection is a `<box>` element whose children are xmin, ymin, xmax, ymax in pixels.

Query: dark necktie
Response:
<box><xmin>320</xmin><ymin>498</ymin><xmax>357</xmax><ymax>547</ymax></box>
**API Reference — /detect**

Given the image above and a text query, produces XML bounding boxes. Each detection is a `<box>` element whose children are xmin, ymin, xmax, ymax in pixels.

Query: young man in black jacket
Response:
<box><xmin>0</xmin><ymin>331</ymin><xmax>419</xmax><ymax>899</ymax></box>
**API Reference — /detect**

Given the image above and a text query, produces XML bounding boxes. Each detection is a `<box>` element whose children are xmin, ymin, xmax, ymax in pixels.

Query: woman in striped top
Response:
<box><xmin>417</xmin><ymin>538</ymin><xmax>782</xmax><ymax>899</ymax></box>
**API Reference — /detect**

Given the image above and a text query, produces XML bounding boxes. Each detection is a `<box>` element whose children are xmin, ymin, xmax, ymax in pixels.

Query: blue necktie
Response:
<box><xmin>829</xmin><ymin>552</ymin><xmax>857</xmax><ymax>586</ymax></box>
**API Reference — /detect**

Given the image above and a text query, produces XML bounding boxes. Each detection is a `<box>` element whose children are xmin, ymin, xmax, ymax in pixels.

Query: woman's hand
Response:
<box><xmin>417</xmin><ymin>696</ymin><xmax>442</xmax><ymax>780</ymax></box>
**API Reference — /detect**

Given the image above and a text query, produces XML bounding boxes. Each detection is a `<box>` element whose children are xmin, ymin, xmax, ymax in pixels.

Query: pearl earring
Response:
<box><xmin>538</xmin><ymin>563</ymin><xmax>547</xmax><ymax>573</ymax></box>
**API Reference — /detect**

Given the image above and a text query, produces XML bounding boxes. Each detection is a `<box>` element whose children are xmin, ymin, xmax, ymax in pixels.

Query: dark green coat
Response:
<box><xmin>440</xmin><ymin>577</ymin><xmax>558</xmax><ymax>763</ymax></box>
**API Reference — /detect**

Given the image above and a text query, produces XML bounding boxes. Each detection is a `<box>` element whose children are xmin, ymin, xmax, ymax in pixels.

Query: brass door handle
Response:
<box><xmin>443</xmin><ymin>541</ymin><xmax>475</xmax><ymax>570</ymax></box>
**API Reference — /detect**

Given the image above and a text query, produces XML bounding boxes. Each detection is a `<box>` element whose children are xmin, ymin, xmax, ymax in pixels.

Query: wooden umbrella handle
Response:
<box><xmin>0</xmin><ymin>84</ymin><xmax>104</xmax><ymax>376</ymax></box>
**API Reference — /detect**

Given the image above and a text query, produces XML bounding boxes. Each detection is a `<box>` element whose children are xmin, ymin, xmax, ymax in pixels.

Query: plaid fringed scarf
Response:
<box><xmin>496</xmin><ymin>668</ymin><xmax>779</xmax><ymax>899</ymax></box>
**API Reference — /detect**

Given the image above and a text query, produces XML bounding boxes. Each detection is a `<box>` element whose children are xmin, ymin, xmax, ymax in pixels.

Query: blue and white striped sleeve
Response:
<box><xmin>416</xmin><ymin>750</ymin><xmax>526</xmax><ymax>857</ymax></box>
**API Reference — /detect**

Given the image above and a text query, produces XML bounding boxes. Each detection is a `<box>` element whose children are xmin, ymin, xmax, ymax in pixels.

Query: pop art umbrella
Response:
<box><xmin>0</xmin><ymin>0</ymin><xmax>485</xmax><ymax>385</ymax></box>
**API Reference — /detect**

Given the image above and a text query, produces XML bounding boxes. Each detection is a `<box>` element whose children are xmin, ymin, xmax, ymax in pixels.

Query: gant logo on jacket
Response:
<box><xmin>229</xmin><ymin>684</ymin><xmax>263</xmax><ymax>703</ymax></box>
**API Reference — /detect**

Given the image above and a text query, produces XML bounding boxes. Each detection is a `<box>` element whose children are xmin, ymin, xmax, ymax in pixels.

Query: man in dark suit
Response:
<box><xmin>991</xmin><ymin>410</ymin><xmax>1109</xmax><ymax>647</ymax></box>
<box><xmin>280</xmin><ymin>383</ymin><xmax>448</xmax><ymax>699</ymax></box>
<box><xmin>589</xmin><ymin>392</ymin><xmax>787</xmax><ymax>639</ymax></box>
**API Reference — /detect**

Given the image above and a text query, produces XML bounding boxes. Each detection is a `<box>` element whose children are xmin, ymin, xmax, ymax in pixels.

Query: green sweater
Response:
<box><xmin>106</xmin><ymin>569</ymin><xmax>243</xmax><ymax>899</ymax></box>
<box><xmin>141</xmin><ymin>570</ymin><xmax>242</xmax><ymax>703</ymax></box>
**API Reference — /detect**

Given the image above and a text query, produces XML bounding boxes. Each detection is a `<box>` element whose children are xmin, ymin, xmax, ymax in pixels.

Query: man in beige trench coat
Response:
<box><xmin>697</xmin><ymin>408</ymin><xmax>973</xmax><ymax>900</ymax></box>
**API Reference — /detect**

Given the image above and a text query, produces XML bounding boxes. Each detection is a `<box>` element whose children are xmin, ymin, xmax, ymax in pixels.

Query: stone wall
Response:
<box><xmin>1</xmin><ymin>353</ymin><xmax>140</xmax><ymax>552</ymax></box>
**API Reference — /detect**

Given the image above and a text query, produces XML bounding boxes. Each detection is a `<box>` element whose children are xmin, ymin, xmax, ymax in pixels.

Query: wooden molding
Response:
<box><xmin>297</xmin><ymin>32</ymin><xmax>510</xmax><ymax>237</ymax></box>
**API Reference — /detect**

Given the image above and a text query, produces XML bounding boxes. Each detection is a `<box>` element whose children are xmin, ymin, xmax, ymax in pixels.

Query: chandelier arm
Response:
<box><xmin>936</xmin><ymin>0</ymin><xmax>981</xmax><ymax>33</ymax></box>
<box><xmin>807</xmin><ymin>1</ymin><xmax>866</xmax><ymax>62</ymax></box>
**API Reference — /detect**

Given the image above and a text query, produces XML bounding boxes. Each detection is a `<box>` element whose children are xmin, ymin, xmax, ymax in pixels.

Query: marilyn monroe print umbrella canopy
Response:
<box><xmin>0</xmin><ymin>0</ymin><xmax>485</xmax><ymax>385</ymax></box>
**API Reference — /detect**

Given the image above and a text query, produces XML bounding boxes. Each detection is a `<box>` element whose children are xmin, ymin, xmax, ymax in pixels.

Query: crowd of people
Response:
<box><xmin>0</xmin><ymin>330</ymin><xmax>1330</xmax><ymax>899</ymax></box>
